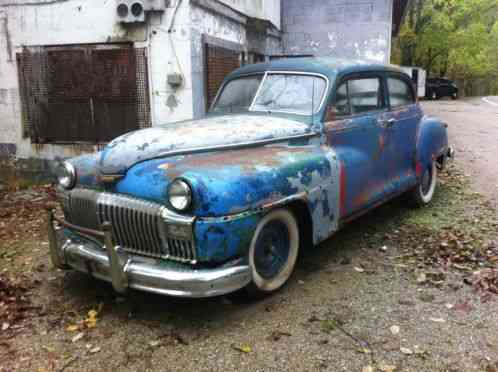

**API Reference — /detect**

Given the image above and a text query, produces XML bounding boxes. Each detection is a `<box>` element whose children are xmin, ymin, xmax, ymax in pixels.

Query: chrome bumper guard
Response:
<box><xmin>47</xmin><ymin>209</ymin><xmax>252</xmax><ymax>298</ymax></box>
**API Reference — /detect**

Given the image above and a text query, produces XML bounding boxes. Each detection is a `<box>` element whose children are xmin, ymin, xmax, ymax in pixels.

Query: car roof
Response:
<box><xmin>227</xmin><ymin>57</ymin><xmax>406</xmax><ymax>83</ymax></box>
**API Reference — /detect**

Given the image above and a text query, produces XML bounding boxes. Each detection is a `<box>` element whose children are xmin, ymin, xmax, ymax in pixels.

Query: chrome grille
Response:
<box><xmin>61</xmin><ymin>189</ymin><xmax>197</xmax><ymax>264</ymax></box>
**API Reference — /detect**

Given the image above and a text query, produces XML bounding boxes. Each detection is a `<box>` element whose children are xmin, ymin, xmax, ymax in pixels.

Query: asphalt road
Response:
<box><xmin>422</xmin><ymin>96</ymin><xmax>498</xmax><ymax>217</ymax></box>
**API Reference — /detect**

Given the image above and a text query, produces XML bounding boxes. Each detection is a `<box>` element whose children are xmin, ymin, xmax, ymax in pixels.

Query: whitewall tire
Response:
<box><xmin>409</xmin><ymin>161</ymin><xmax>437</xmax><ymax>207</ymax></box>
<box><xmin>246</xmin><ymin>209</ymin><xmax>300</xmax><ymax>297</ymax></box>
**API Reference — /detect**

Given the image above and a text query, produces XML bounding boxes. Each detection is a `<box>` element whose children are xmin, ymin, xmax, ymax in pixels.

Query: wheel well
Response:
<box><xmin>286</xmin><ymin>200</ymin><xmax>314</xmax><ymax>250</ymax></box>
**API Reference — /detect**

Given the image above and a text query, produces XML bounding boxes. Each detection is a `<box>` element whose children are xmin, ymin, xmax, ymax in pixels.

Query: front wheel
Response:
<box><xmin>408</xmin><ymin>161</ymin><xmax>437</xmax><ymax>207</ymax></box>
<box><xmin>246</xmin><ymin>208</ymin><xmax>300</xmax><ymax>297</ymax></box>
<box><xmin>431</xmin><ymin>91</ymin><xmax>438</xmax><ymax>100</ymax></box>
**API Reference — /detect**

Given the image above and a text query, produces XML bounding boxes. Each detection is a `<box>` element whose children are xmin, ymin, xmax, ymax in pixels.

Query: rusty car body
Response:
<box><xmin>49</xmin><ymin>57</ymin><xmax>453</xmax><ymax>298</ymax></box>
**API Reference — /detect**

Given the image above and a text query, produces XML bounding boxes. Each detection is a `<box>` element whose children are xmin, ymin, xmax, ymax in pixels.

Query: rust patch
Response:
<box><xmin>167</xmin><ymin>145</ymin><xmax>312</xmax><ymax>173</ymax></box>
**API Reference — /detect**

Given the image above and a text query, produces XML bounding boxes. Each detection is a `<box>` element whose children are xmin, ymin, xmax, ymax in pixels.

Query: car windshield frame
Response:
<box><xmin>210</xmin><ymin>71</ymin><xmax>330</xmax><ymax>117</ymax></box>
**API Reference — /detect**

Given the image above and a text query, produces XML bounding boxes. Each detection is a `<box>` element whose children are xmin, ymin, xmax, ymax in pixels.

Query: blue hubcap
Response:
<box><xmin>254</xmin><ymin>220</ymin><xmax>290</xmax><ymax>280</ymax></box>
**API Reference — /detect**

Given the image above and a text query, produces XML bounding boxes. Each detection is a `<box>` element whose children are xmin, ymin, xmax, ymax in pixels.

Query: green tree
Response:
<box><xmin>392</xmin><ymin>0</ymin><xmax>498</xmax><ymax>93</ymax></box>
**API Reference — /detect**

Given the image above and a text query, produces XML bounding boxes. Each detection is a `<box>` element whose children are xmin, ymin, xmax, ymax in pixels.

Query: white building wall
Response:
<box><xmin>218</xmin><ymin>0</ymin><xmax>281</xmax><ymax>29</ymax></box>
<box><xmin>0</xmin><ymin>0</ymin><xmax>195</xmax><ymax>160</ymax></box>
<box><xmin>148</xmin><ymin>2</ymin><xmax>193</xmax><ymax>125</ymax></box>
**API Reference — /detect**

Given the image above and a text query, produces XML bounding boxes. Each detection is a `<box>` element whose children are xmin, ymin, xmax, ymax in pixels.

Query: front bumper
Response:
<box><xmin>47</xmin><ymin>210</ymin><xmax>252</xmax><ymax>298</ymax></box>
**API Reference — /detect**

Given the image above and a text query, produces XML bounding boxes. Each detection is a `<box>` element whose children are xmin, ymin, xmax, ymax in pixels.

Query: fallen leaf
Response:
<box><xmin>320</xmin><ymin>319</ymin><xmax>338</xmax><ymax>333</ymax></box>
<box><xmin>400</xmin><ymin>347</ymin><xmax>413</xmax><ymax>355</ymax></box>
<box><xmin>149</xmin><ymin>340</ymin><xmax>161</xmax><ymax>347</ymax></box>
<box><xmin>445</xmin><ymin>303</ymin><xmax>454</xmax><ymax>309</ymax></box>
<box><xmin>362</xmin><ymin>366</ymin><xmax>374</xmax><ymax>372</ymax></box>
<box><xmin>357</xmin><ymin>347</ymin><xmax>371</xmax><ymax>354</ymax></box>
<box><xmin>89</xmin><ymin>346</ymin><xmax>101</xmax><ymax>354</ymax></box>
<box><xmin>354</xmin><ymin>267</ymin><xmax>365</xmax><ymax>273</ymax></box>
<box><xmin>66</xmin><ymin>325</ymin><xmax>79</xmax><ymax>332</ymax></box>
<box><xmin>231</xmin><ymin>344</ymin><xmax>251</xmax><ymax>353</ymax></box>
<box><xmin>85</xmin><ymin>309</ymin><xmax>98</xmax><ymax>329</ymax></box>
<box><xmin>390</xmin><ymin>325</ymin><xmax>400</xmax><ymax>335</ymax></box>
<box><xmin>2</xmin><ymin>322</ymin><xmax>10</xmax><ymax>331</ymax></box>
<box><xmin>71</xmin><ymin>332</ymin><xmax>84</xmax><ymax>343</ymax></box>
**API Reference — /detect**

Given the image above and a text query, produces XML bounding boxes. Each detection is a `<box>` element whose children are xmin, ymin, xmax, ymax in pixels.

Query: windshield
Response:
<box><xmin>211</xmin><ymin>73</ymin><xmax>327</xmax><ymax>116</ymax></box>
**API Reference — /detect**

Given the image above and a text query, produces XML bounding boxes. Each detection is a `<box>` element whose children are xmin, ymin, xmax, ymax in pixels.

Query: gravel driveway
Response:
<box><xmin>1</xmin><ymin>98</ymin><xmax>498</xmax><ymax>372</ymax></box>
<box><xmin>423</xmin><ymin>97</ymin><xmax>498</xmax><ymax>215</ymax></box>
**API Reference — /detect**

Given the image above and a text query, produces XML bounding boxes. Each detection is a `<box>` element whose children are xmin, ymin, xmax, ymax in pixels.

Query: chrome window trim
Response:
<box><xmin>209</xmin><ymin>73</ymin><xmax>265</xmax><ymax>114</ymax></box>
<box><xmin>211</xmin><ymin>71</ymin><xmax>330</xmax><ymax>117</ymax></box>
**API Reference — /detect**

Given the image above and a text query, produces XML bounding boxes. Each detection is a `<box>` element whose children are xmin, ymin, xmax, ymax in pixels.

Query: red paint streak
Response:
<box><xmin>415</xmin><ymin>162</ymin><xmax>423</xmax><ymax>177</ymax></box>
<box><xmin>339</xmin><ymin>161</ymin><xmax>347</xmax><ymax>218</ymax></box>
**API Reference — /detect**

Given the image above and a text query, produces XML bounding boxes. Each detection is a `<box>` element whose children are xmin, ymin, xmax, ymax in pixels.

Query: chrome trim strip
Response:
<box><xmin>149</xmin><ymin>132</ymin><xmax>319</xmax><ymax>162</ymax></box>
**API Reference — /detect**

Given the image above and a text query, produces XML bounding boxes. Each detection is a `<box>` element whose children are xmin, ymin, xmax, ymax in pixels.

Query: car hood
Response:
<box><xmin>99</xmin><ymin>115</ymin><xmax>311</xmax><ymax>174</ymax></box>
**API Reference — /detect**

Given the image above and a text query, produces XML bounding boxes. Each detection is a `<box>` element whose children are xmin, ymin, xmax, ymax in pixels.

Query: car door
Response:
<box><xmin>324</xmin><ymin>73</ymin><xmax>392</xmax><ymax>219</ymax></box>
<box><xmin>381</xmin><ymin>73</ymin><xmax>422</xmax><ymax>193</ymax></box>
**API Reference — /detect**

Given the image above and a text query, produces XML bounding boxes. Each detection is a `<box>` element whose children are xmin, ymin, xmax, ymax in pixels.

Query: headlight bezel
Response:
<box><xmin>56</xmin><ymin>161</ymin><xmax>77</xmax><ymax>190</ymax></box>
<box><xmin>167</xmin><ymin>179</ymin><xmax>193</xmax><ymax>212</ymax></box>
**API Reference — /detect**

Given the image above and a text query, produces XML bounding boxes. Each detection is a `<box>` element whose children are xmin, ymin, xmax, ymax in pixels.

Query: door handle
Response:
<box><xmin>379</xmin><ymin>118</ymin><xmax>396</xmax><ymax>128</ymax></box>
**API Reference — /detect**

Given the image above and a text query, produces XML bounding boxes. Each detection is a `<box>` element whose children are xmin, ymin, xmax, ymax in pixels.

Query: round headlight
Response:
<box><xmin>168</xmin><ymin>179</ymin><xmax>192</xmax><ymax>212</ymax></box>
<box><xmin>56</xmin><ymin>161</ymin><xmax>76</xmax><ymax>190</ymax></box>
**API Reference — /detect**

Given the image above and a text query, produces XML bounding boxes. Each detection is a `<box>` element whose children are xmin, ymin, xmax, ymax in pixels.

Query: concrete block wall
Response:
<box><xmin>282</xmin><ymin>0</ymin><xmax>393</xmax><ymax>63</ymax></box>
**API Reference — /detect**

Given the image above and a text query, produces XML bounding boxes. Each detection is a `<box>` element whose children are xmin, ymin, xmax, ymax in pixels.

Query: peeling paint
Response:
<box><xmin>99</xmin><ymin>114</ymin><xmax>313</xmax><ymax>174</ymax></box>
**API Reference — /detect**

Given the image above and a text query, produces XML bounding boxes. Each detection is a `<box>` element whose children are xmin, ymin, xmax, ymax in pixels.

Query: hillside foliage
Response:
<box><xmin>392</xmin><ymin>0</ymin><xmax>498</xmax><ymax>94</ymax></box>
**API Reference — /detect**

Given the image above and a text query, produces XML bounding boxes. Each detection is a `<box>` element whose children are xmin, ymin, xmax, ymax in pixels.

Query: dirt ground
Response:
<box><xmin>1</xmin><ymin>98</ymin><xmax>498</xmax><ymax>372</ymax></box>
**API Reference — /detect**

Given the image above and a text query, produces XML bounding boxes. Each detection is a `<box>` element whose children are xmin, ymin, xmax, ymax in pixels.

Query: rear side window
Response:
<box><xmin>333</xmin><ymin>77</ymin><xmax>383</xmax><ymax>117</ymax></box>
<box><xmin>348</xmin><ymin>78</ymin><xmax>383</xmax><ymax>114</ymax></box>
<box><xmin>388</xmin><ymin>77</ymin><xmax>415</xmax><ymax>108</ymax></box>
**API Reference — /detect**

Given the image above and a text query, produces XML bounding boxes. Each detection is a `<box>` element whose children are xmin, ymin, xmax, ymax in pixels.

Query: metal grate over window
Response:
<box><xmin>205</xmin><ymin>44</ymin><xmax>242</xmax><ymax>109</ymax></box>
<box><xmin>16</xmin><ymin>44</ymin><xmax>151</xmax><ymax>144</ymax></box>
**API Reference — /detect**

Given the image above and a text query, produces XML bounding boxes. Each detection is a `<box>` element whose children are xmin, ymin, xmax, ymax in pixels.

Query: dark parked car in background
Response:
<box><xmin>426</xmin><ymin>78</ymin><xmax>458</xmax><ymax>100</ymax></box>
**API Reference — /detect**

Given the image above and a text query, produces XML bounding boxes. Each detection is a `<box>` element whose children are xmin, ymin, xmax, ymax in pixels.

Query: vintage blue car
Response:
<box><xmin>49</xmin><ymin>58</ymin><xmax>453</xmax><ymax>298</ymax></box>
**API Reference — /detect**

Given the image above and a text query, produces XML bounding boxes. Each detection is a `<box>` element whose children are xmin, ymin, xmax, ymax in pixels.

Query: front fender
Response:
<box><xmin>416</xmin><ymin>116</ymin><xmax>448</xmax><ymax>173</ymax></box>
<box><xmin>115</xmin><ymin>142</ymin><xmax>341</xmax><ymax>262</ymax></box>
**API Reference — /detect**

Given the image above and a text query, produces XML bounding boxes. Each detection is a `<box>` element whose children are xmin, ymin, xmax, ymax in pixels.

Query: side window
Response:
<box><xmin>388</xmin><ymin>77</ymin><xmax>415</xmax><ymax>108</ymax></box>
<box><xmin>348</xmin><ymin>78</ymin><xmax>383</xmax><ymax>114</ymax></box>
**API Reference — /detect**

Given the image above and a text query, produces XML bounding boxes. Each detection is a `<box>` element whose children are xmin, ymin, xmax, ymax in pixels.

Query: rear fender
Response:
<box><xmin>415</xmin><ymin>116</ymin><xmax>448</xmax><ymax>176</ymax></box>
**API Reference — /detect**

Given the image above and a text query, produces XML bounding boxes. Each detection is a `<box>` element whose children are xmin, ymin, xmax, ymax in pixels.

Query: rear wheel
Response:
<box><xmin>451</xmin><ymin>92</ymin><xmax>458</xmax><ymax>100</ymax></box>
<box><xmin>246</xmin><ymin>209</ymin><xmax>299</xmax><ymax>297</ymax></box>
<box><xmin>408</xmin><ymin>161</ymin><xmax>437</xmax><ymax>207</ymax></box>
